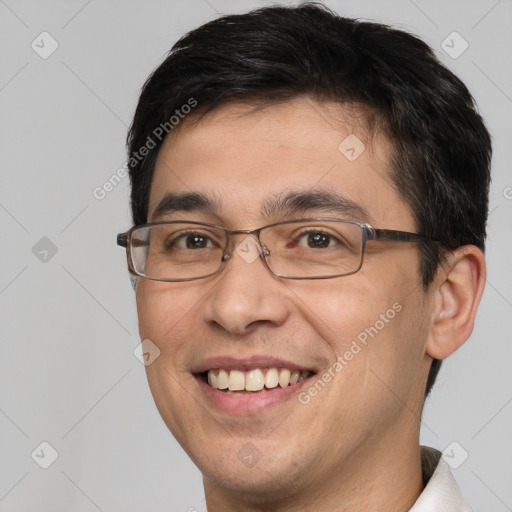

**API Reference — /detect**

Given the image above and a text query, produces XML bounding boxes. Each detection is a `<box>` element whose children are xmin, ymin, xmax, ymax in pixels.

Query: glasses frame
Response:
<box><xmin>117</xmin><ymin>218</ymin><xmax>435</xmax><ymax>282</ymax></box>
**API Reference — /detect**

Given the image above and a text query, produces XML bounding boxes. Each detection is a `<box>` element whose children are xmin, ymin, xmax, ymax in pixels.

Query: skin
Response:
<box><xmin>135</xmin><ymin>97</ymin><xmax>486</xmax><ymax>511</ymax></box>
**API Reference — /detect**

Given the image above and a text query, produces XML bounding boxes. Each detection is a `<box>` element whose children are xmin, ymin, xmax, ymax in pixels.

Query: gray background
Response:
<box><xmin>1</xmin><ymin>0</ymin><xmax>511</xmax><ymax>510</ymax></box>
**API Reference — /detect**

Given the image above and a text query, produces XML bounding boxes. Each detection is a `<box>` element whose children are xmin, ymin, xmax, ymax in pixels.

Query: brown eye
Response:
<box><xmin>306</xmin><ymin>232</ymin><xmax>331</xmax><ymax>248</ymax></box>
<box><xmin>167</xmin><ymin>232</ymin><xmax>216</xmax><ymax>250</ymax></box>
<box><xmin>185</xmin><ymin>234</ymin><xmax>210</xmax><ymax>249</ymax></box>
<box><xmin>294</xmin><ymin>230</ymin><xmax>341</xmax><ymax>249</ymax></box>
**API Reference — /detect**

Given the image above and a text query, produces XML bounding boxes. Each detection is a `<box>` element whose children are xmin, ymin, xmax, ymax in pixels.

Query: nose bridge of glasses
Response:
<box><xmin>223</xmin><ymin>228</ymin><xmax>270</xmax><ymax>261</ymax></box>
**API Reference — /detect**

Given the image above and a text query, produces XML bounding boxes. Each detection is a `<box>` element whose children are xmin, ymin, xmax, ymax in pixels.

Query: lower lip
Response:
<box><xmin>195</xmin><ymin>375</ymin><xmax>312</xmax><ymax>415</ymax></box>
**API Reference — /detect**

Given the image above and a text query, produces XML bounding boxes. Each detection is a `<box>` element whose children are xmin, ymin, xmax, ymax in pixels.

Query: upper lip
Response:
<box><xmin>193</xmin><ymin>356</ymin><xmax>319</xmax><ymax>374</ymax></box>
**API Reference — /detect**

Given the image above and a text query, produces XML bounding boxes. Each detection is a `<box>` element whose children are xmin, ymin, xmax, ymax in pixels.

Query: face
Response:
<box><xmin>136</xmin><ymin>97</ymin><xmax>434</xmax><ymax>502</ymax></box>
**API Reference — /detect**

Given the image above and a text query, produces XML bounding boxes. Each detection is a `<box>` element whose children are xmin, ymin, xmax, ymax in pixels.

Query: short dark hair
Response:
<box><xmin>126</xmin><ymin>3</ymin><xmax>492</xmax><ymax>396</ymax></box>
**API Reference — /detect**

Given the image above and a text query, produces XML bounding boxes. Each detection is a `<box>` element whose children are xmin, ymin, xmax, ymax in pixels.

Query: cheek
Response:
<box><xmin>288</xmin><ymin>274</ymin><xmax>427</xmax><ymax>395</ymax></box>
<box><xmin>286</xmin><ymin>277</ymin><xmax>398</xmax><ymax>355</ymax></box>
<box><xmin>135</xmin><ymin>282</ymin><xmax>205</xmax><ymax>440</ymax></box>
<box><xmin>135</xmin><ymin>281</ymin><xmax>207</xmax><ymax>382</ymax></box>
<box><xmin>136</xmin><ymin>288</ymin><xmax>168</xmax><ymax>341</ymax></box>
<box><xmin>136</xmin><ymin>281</ymin><xmax>199</xmax><ymax>342</ymax></box>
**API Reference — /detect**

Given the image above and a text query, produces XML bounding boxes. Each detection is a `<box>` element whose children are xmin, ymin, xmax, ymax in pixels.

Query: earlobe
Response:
<box><xmin>426</xmin><ymin>245</ymin><xmax>486</xmax><ymax>360</ymax></box>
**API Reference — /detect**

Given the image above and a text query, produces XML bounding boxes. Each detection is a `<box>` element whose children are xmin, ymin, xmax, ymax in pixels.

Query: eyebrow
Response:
<box><xmin>150</xmin><ymin>189</ymin><xmax>369</xmax><ymax>223</ymax></box>
<box><xmin>261</xmin><ymin>190</ymin><xmax>370</xmax><ymax>222</ymax></box>
<box><xmin>151</xmin><ymin>192</ymin><xmax>223</xmax><ymax>220</ymax></box>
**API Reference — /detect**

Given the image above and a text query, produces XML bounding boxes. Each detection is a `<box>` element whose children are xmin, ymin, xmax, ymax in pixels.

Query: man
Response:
<box><xmin>118</xmin><ymin>3</ymin><xmax>490</xmax><ymax>510</ymax></box>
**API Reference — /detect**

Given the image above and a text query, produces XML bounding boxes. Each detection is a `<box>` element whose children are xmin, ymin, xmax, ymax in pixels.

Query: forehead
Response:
<box><xmin>149</xmin><ymin>98</ymin><xmax>413</xmax><ymax>230</ymax></box>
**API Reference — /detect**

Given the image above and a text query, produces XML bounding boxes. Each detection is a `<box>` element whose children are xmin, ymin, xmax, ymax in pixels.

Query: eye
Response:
<box><xmin>293</xmin><ymin>230</ymin><xmax>342</xmax><ymax>249</ymax></box>
<box><xmin>167</xmin><ymin>232</ymin><xmax>217</xmax><ymax>250</ymax></box>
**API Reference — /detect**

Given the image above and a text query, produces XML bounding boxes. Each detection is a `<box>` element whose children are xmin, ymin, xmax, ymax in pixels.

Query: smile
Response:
<box><xmin>204</xmin><ymin>368</ymin><xmax>313</xmax><ymax>393</ymax></box>
<box><xmin>193</xmin><ymin>357</ymin><xmax>318</xmax><ymax>414</ymax></box>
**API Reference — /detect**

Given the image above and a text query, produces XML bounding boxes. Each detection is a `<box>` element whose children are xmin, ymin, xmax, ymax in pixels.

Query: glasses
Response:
<box><xmin>117</xmin><ymin>218</ymin><xmax>434</xmax><ymax>281</ymax></box>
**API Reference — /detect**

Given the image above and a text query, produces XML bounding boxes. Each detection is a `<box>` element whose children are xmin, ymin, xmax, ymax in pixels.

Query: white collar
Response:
<box><xmin>409</xmin><ymin>447</ymin><xmax>473</xmax><ymax>512</ymax></box>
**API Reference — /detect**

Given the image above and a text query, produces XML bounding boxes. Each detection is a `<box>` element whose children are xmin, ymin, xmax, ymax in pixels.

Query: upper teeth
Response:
<box><xmin>207</xmin><ymin>368</ymin><xmax>308</xmax><ymax>392</ymax></box>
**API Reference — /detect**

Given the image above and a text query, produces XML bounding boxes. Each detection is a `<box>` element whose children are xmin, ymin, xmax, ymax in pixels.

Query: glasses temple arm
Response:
<box><xmin>370</xmin><ymin>228</ymin><xmax>434</xmax><ymax>243</ymax></box>
<box><xmin>117</xmin><ymin>233</ymin><xmax>128</xmax><ymax>247</ymax></box>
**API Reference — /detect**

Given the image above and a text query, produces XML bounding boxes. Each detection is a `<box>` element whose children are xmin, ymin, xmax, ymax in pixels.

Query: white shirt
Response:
<box><xmin>409</xmin><ymin>447</ymin><xmax>474</xmax><ymax>511</ymax></box>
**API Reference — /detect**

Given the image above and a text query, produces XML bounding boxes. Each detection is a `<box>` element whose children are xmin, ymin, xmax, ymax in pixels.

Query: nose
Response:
<box><xmin>200</xmin><ymin>236</ymin><xmax>291</xmax><ymax>336</ymax></box>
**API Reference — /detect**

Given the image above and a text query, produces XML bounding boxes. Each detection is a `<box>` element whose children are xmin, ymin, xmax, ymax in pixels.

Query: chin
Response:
<box><xmin>198</xmin><ymin>448</ymin><xmax>307</xmax><ymax>499</ymax></box>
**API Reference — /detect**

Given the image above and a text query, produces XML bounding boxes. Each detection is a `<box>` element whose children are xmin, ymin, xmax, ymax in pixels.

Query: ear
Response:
<box><xmin>426</xmin><ymin>245</ymin><xmax>486</xmax><ymax>360</ymax></box>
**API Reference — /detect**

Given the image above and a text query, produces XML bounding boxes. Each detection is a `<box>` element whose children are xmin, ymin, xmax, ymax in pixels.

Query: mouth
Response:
<box><xmin>193</xmin><ymin>357</ymin><xmax>317</xmax><ymax>415</ymax></box>
<box><xmin>201</xmin><ymin>367</ymin><xmax>314</xmax><ymax>393</ymax></box>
